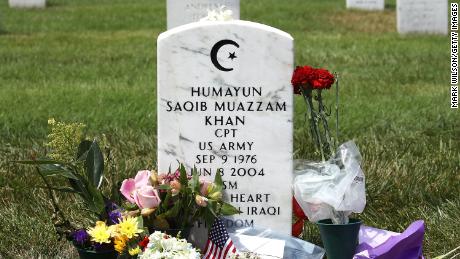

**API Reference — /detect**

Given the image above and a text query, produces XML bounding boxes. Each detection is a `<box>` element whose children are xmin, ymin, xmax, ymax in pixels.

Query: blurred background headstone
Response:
<box><xmin>9</xmin><ymin>0</ymin><xmax>45</xmax><ymax>8</ymax></box>
<box><xmin>167</xmin><ymin>0</ymin><xmax>240</xmax><ymax>29</ymax></box>
<box><xmin>346</xmin><ymin>0</ymin><xmax>384</xmax><ymax>11</ymax></box>
<box><xmin>397</xmin><ymin>0</ymin><xmax>448</xmax><ymax>34</ymax></box>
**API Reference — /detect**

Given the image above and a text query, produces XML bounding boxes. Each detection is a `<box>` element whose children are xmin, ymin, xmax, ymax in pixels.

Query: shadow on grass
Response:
<box><xmin>46</xmin><ymin>0</ymin><xmax>62</xmax><ymax>8</ymax></box>
<box><xmin>0</xmin><ymin>28</ymin><xmax>9</xmax><ymax>36</ymax></box>
<box><xmin>385</xmin><ymin>3</ymin><xmax>396</xmax><ymax>10</ymax></box>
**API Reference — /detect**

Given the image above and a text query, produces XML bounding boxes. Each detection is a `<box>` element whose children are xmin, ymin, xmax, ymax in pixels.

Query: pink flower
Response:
<box><xmin>120</xmin><ymin>170</ymin><xmax>161</xmax><ymax>209</ymax></box>
<box><xmin>199</xmin><ymin>180</ymin><xmax>211</xmax><ymax>196</ymax></box>
<box><xmin>170</xmin><ymin>180</ymin><xmax>181</xmax><ymax>196</ymax></box>
<box><xmin>133</xmin><ymin>186</ymin><xmax>161</xmax><ymax>209</ymax></box>
<box><xmin>170</xmin><ymin>180</ymin><xmax>181</xmax><ymax>190</ymax></box>
<box><xmin>136</xmin><ymin>170</ymin><xmax>151</xmax><ymax>185</ymax></box>
<box><xmin>195</xmin><ymin>195</ymin><xmax>208</xmax><ymax>207</ymax></box>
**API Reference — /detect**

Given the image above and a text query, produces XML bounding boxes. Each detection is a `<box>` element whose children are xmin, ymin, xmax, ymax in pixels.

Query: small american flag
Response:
<box><xmin>202</xmin><ymin>218</ymin><xmax>237</xmax><ymax>259</ymax></box>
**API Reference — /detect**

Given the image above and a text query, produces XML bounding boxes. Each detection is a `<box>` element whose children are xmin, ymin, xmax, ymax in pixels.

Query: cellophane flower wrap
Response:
<box><xmin>293</xmin><ymin>141</ymin><xmax>366</xmax><ymax>224</ymax></box>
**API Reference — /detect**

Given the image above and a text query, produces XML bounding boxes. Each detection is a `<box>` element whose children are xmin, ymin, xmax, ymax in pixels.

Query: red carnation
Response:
<box><xmin>311</xmin><ymin>68</ymin><xmax>335</xmax><ymax>89</ymax></box>
<box><xmin>291</xmin><ymin>66</ymin><xmax>316</xmax><ymax>94</ymax></box>
<box><xmin>138</xmin><ymin>236</ymin><xmax>149</xmax><ymax>250</ymax></box>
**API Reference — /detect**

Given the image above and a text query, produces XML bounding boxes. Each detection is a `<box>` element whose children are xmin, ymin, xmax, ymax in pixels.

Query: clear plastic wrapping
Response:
<box><xmin>293</xmin><ymin>141</ymin><xmax>366</xmax><ymax>223</ymax></box>
<box><xmin>229</xmin><ymin>227</ymin><xmax>325</xmax><ymax>259</ymax></box>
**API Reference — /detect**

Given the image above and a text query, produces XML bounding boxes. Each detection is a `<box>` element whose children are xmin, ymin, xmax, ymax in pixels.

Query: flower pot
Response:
<box><xmin>317</xmin><ymin>218</ymin><xmax>362</xmax><ymax>259</ymax></box>
<box><xmin>76</xmin><ymin>248</ymin><xmax>118</xmax><ymax>259</ymax></box>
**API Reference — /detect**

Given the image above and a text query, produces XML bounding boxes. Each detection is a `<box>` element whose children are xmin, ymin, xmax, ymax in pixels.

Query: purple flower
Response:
<box><xmin>105</xmin><ymin>201</ymin><xmax>123</xmax><ymax>225</ymax></box>
<box><xmin>108</xmin><ymin>210</ymin><xmax>122</xmax><ymax>225</ymax></box>
<box><xmin>72</xmin><ymin>229</ymin><xmax>89</xmax><ymax>246</ymax></box>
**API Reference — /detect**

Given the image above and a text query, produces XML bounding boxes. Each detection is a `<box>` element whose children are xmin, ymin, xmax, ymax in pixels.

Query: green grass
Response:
<box><xmin>0</xmin><ymin>0</ymin><xmax>459</xmax><ymax>257</ymax></box>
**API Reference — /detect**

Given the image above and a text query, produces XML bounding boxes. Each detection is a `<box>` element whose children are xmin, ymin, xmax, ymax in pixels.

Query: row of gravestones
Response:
<box><xmin>348</xmin><ymin>0</ymin><xmax>448</xmax><ymax>35</ymax></box>
<box><xmin>7</xmin><ymin>0</ymin><xmax>449</xmax><ymax>35</ymax></box>
<box><xmin>170</xmin><ymin>0</ymin><xmax>449</xmax><ymax>35</ymax></box>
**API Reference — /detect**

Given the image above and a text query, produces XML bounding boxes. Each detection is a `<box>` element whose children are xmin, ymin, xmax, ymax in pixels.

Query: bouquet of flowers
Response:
<box><xmin>15</xmin><ymin>119</ymin><xmax>152</xmax><ymax>257</ymax></box>
<box><xmin>120</xmin><ymin>164</ymin><xmax>241</xmax><ymax>234</ymax></box>
<box><xmin>138</xmin><ymin>231</ymin><xmax>200</xmax><ymax>259</ymax></box>
<box><xmin>15</xmin><ymin>119</ymin><xmax>240</xmax><ymax>258</ymax></box>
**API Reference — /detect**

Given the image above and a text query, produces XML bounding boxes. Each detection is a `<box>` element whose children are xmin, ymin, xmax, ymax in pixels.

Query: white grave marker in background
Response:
<box><xmin>167</xmin><ymin>0</ymin><xmax>240</xmax><ymax>29</ymax></box>
<box><xmin>157</xmin><ymin>20</ymin><xmax>293</xmax><ymax>244</ymax></box>
<box><xmin>397</xmin><ymin>0</ymin><xmax>448</xmax><ymax>34</ymax></box>
<box><xmin>347</xmin><ymin>0</ymin><xmax>384</xmax><ymax>11</ymax></box>
<box><xmin>9</xmin><ymin>0</ymin><xmax>45</xmax><ymax>8</ymax></box>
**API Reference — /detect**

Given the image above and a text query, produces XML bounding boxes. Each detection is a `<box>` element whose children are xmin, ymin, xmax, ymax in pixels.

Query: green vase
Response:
<box><xmin>76</xmin><ymin>248</ymin><xmax>118</xmax><ymax>259</ymax></box>
<box><xmin>317</xmin><ymin>218</ymin><xmax>362</xmax><ymax>259</ymax></box>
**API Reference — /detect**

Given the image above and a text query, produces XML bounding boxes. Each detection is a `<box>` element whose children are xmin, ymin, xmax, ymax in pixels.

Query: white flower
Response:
<box><xmin>200</xmin><ymin>6</ymin><xmax>234</xmax><ymax>22</ymax></box>
<box><xmin>139</xmin><ymin>232</ymin><xmax>200</xmax><ymax>259</ymax></box>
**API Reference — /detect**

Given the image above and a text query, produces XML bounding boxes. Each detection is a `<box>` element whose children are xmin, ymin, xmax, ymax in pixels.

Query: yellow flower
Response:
<box><xmin>48</xmin><ymin>118</ymin><xmax>55</xmax><ymax>125</ymax></box>
<box><xmin>87</xmin><ymin>221</ymin><xmax>112</xmax><ymax>244</ymax></box>
<box><xmin>117</xmin><ymin>217</ymin><xmax>143</xmax><ymax>239</ymax></box>
<box><xmin>128</xmin><ymin>246</ymin><xmax>142</xmax><ymax>256</ymax></box>
<box><xmin>114</xmin><ymin>235</ymin><xmax>128</xmax><ymax>253</ymax></box>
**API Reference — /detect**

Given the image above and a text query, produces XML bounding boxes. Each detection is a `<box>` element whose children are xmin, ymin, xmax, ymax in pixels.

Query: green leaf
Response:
<box><xmin>164</xmin><ymin>201</ymin><xmax>181</xmax><ymax>218</ymax></box>
<box><xmin>76</xmin><ymin>140</ymin><xmax>93</xmax><ymax>161</ymax></box>
<box><xmin>204</xmin><ymin>208</ymin><xmax>217</xmax><ymax>229</ymax></box>
<box><xmin>85</xmin><ymin>141</ymin><xmax>104</xmax><ymax>189</ymax></box>
<box><xmin>162</xmin><ymin>191</ymin><xmax>172</xmax><ymax>211</ymax></box>
<box><xmin>178</xmin><ymin>163</ymin><xmax>188</xmax><ymax>186</ymax></box>
<box><xmin>190</xmin><ymin>167</ymin><xmax>200</xmax><ymax>193</ymax></box>
<box><xmin>158</xmin><ymin>184</ymin><xmax>172</xmax><ymax>190</ymax></box>
<box><xmin>214</xmin><ymin>169</ymin><xmax>223</xmax><ymax>192</ymax></box>
<box><xmin>13</xmin><ymin>159</ymin><xmax>64</xmax><ymax>165</ymax></box>
<box><xmin>69</xmin><ymin>178</ymin><xmax>89</xmax><ymax>199</ymax></box>
<box><xmin>84</xmin><ymin>180</ymin><xmax>105</xmax><ymax>215</ymax></box>
<box><xmin>207</xmin><ymin>199</ymin><xmax>218</xmax><ymax>216</ymax></box>
<box><xmin>136</xmin><ymin>216</ymin><xmax>144</xmax><ymax>229</ymax></box>
<box><xmin>24</xmin><ymin>162</ymin><xmax>79</xmax><ymax>181</ymax></box>
<box><xmin>38</xmin><ymin>164</ymin><xmax>80</xmax><ymax>180</ymax></box>
<box><xmin>220</xmin><ymin>202</ymin><xmax>241</xmax><ymax>216</ymax></box>
<box><xmin>34</xmin><ymin>186</ymin><xmax>80</xmax><ymax>193</ymax></box>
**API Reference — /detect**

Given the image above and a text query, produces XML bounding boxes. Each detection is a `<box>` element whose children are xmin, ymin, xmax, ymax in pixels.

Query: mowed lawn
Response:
<box><xmin>0</xmin><ymin>0</ymin><xmax>459</xmax><ymax>257</ymax></box>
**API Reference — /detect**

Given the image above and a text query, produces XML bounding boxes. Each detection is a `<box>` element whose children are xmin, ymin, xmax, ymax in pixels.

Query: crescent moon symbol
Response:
<box><xmin>210</xmin><ymin>39</ymin><xmax>240</xmax><ymax>72</ymax></box>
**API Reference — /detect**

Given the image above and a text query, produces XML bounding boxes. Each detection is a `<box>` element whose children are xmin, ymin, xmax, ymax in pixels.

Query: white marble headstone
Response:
<box><xmin>397</xmin><ymin>0</ymin><xmax>448</xmax><ymax>34</ymax></box>
<box><xmin>346</xmin><ymin>0</ymin><xmax>384</xmax><ymax>11</ymax></box>
<box><xmin>157</xmin><ymin>20</ymin><xmax>293</xmax><ymax>245</ymax></box>
<box><xmin>9</xmin><ymin>0</ymin><xmax>45</xmax><ymax>8</ymax></box>
<box><xmin>167</xmin><ymin>0</ymin><xmax>240</xmax><ymax>29</ymax></box>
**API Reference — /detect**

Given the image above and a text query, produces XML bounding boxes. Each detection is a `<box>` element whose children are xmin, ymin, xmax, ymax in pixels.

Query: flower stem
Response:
<box><xmin>317</xmin><ymin>91</ymin><xmax>335</xmax><ymax>157</ymax></box>
<box><xmin>35</xmin><ymin>167</ymin><xmax>75</xmax><ymax>240</ymax></box>
<box><xmin>335</xmin><ymin>72</ymin><xmax>339</xmax><ymax>147</ymax></box>
<box><xmin>302</xmin><ymin>89</ymin><xmax>325</xmax><ymax>161</ymax></box>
